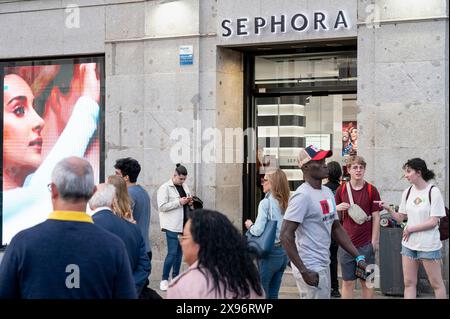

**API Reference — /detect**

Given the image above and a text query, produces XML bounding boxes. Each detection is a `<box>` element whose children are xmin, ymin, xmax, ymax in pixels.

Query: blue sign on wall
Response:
<box><xmin>179</xmin><ymin>45</ymin><xmax>193</xmax><ymax>65</ymax></box>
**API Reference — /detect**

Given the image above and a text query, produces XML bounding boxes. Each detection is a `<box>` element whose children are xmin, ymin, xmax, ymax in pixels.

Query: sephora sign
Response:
<box><xmin>221</xmin><ymin>11</ymin><xmax>351</xmax><ymax>37</ymax></box>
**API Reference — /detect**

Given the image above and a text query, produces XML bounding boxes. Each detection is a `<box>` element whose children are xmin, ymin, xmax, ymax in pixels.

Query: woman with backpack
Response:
<box><xmin>377</xmin><ymin>158</ymin><xmax>447</xmax><ymax>299</ymax></box>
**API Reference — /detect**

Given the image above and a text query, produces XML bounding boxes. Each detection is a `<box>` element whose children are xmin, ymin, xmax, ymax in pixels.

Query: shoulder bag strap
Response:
<box><xmin>428</xmin><ymin>185</ymin><xmax>436</xmax><ymax>220</ymax></box>
<box><xmin>341</xmin><ymin>182</ymin><xmax>346</xmax><ymax>198</ymax></box>
<box><xmin>405</xmin><ymin>185</ymin><xmax>413</xmax><ymax>202</ymax></box>
<box><xmin>268</xmin><ymin>196</ymin><xmax>273</xmax><ymax>221</ymax></box>
<box><xmin>346</xmin><ymin>182</ymin><xmax>355</xmax><ymax>205</ymax></box>
<box><xmin>367</xmin><ymin>183</ymin><xmax>373</xmax><ymax>202</ymax></box>
<box><xmin>428</xmin><ymin>185</ymin><xmax>435</xmax><ymax>204</ymax></box>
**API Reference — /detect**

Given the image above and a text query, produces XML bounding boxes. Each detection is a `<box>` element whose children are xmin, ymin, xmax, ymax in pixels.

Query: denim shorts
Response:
<box><xmin>401</xmin><ymin>245</ymin><xmax>442</xmax><ymax>260</ymax></box>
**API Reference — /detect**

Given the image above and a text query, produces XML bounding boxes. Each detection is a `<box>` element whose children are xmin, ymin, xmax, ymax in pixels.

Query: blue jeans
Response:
<box><xmin>162</xmin><ymin>230</ymin><xmax>183</xmax><ymax>280</ymax></box>
<box><xmin>258</xmin><ymin>245</ymin><xmax>288</xmax><ymax>299</ymax></box>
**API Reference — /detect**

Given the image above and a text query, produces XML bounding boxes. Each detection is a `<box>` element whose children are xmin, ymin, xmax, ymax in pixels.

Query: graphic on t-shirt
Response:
<box><xmin>413</xmin><ymin>197</ymin><xmax>424</xmax><ymax>206</ymax></box>
<box><xmin>320</xmin><ymin>199</ymin><xmax>336</xmax><ymax>223</ymax></box>
<box><xmin>320</xmin><ymin>200</ymin><xmax>330</xmax><ymax>215</ymax></box>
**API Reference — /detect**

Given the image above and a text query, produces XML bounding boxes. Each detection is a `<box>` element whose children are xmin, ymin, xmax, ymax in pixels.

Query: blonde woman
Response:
<box><xmin>107</xmin><ymin>175</ymin><xmax>135</xmax><ymax>223</ymax></box>
<box><xmin>245</xmin><ymin>168</ymin><xmax>290</xmax><ymax>299</ymax></box>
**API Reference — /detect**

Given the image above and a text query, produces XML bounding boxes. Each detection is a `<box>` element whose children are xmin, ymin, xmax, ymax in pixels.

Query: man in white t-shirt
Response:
<box><xmin>280</xmin><ymin>145</ymin><xmax>367</xmax><ymax>299</ymax></box>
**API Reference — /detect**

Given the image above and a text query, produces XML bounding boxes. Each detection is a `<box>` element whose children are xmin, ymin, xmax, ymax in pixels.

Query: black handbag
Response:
<box><xmin>246</xmin><ymin>198</ymin><xmax>277</xmax><ymax>258</ymax></box>
<box><xmin>191</xmin><ymin>196</ymin><xmax>203</xmax><ymax>209</ymax></box>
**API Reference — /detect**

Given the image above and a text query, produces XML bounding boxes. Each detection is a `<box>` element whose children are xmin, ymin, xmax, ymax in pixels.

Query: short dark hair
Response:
<box><xmin>175</xmin><ymin>163</ymin><xmax>188</xmax><ymax>176</ymax></box>
<box><xmin>403</xmin><ymin>158</ymin><xmax>435</xmax><ymax>181</ymax></box>
<box><xmin>114</xmin><ymin>158</ymin><xmax>141</xmax><ymax>183</ymax></box>
<box><xmin>327</xmin><ymin>161</ymin><xmax>342</xmax><ymax>183</ymax></box>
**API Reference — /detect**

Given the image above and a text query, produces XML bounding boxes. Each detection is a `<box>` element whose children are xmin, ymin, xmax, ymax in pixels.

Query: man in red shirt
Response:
<box><xmin>335</xmin><ymin>156</ymin><xmax>381</xmax><ymax>299</ymax></box>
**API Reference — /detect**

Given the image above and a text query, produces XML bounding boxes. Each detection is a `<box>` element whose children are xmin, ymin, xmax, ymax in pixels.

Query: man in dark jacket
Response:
<box><xmin>0</xmin><ymin>157</ymin><xmax>136</xmax><ymax>299</ymax></box>
<box><xmin>90</xmin><ymin>183</ymin><xmax>150</xmax><ymax>295</ymax></box>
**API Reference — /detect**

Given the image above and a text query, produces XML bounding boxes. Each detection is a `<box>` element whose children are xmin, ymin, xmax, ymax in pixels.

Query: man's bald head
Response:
<box><xmin>51</xmin><ymin>157</ymin><xmax>95</xmax><ymax>202</ymax></box>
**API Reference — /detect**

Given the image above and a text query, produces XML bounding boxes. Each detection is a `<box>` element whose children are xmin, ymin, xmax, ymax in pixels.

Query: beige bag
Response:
<box><xmin>346</xmin><ymin>182</ymin><xmax>371</xmax><ymax>225</ymax></box>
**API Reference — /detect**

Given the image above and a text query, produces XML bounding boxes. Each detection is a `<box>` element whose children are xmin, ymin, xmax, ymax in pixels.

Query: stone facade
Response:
<box><xmin>0</xmin><ymin>0</ymin><xmax>448</xmax><ymax>290</ymax></box>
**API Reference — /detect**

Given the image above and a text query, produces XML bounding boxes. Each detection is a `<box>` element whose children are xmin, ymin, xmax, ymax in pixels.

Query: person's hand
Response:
<box><xmin>301</xmin><ymin>270</ymin><xmax>319</xmax><ymax>287</ymax></box>
<box><xmin>336</xmin><ymin>202</ymin><xmax>350</xmax><ymax>211</ymax></box>
<box><xmin>244</xmin><ymin>219</ymin><xmax>253</xmax><ymax>229</ymax></box>
<box><xmin>355</xmin><ymin>258</ymin><xmax>368</xmax><ymax>280</ymax></box>
<box><xmin>41</xmin><ymin>63</ymin><xmax>100</xmax><ymax>142</ymax></box>
<box><xmin>79</xmin><ymin>63</ymin><xmax>100</xmax><ymax>104</ymax></box>
<box><xmin>402</xmin><ymin>226</ymin><xmax>412</xmax><ymax>241</ymax></box>
<box><xmin>180</xmin><ymin>197</ymin><xmax>189</xmax><ymax>205</ymax></box>
<box><xmin>374</xmin><ymin>200</ymin><xmax>390</xmax><ymax>211</ymax></box>
<box><xmin>371</xmin><ymin>240</ymin><xmax>379</xmax><ymax>254</ymax></box>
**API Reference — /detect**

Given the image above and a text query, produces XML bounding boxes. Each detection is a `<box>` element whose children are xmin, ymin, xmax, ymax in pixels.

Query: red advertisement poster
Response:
<box><xmin>342</xmin><ymin>121</ymin><xmax>357</xmax><ymax>156</ymax></box>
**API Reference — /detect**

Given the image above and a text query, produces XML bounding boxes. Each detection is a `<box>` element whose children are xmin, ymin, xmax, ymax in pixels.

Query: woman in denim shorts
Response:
<box><xmin>378</xmin><ymin>158</ymin><xmax>446</xmax><ymax>299</ymax></box>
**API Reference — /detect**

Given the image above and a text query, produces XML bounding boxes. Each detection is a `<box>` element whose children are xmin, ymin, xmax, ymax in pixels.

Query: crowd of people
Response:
<box><xmin>0</xmin><ymin>146</ymin><xmax>447</xmax><ymax>299</ymax></box>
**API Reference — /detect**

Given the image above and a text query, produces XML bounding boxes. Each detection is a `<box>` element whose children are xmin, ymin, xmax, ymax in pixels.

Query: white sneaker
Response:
<box><xmin>159</xmin><ymin>280</ymin><xmax>169</xmax><ymax>291</ymax></box>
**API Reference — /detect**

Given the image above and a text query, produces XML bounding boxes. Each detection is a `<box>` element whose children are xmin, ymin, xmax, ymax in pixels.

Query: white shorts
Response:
<box><xmin>291</xmin><ymin>264</ymin><xmax>331</xmax><ymax>299</ymax></box>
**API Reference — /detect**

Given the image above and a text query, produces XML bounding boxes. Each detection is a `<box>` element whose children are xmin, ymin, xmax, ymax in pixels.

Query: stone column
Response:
<box><xmin>357</xmin><ymin>0</ymin><xmax>449</xmax><ymax>292</ymax></box>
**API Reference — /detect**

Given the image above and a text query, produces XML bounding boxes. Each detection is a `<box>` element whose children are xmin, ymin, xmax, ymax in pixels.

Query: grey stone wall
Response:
<box><xmin>357</xmin><ymin>0</ymin><xmax>449</xmax><ymax>290</ymax></box>
<box><xmin>105</xmin><ymin>0</ymin><xmax>201</xmax><ymax>267</ymax></box>
<box><xmin>1</xmin><ymin>0</ymin><xmax>448</xmax><ymax>291</ymax></box>
<box><xmin>102</xmin><ymin>0</ymin><xmax>245</xmax><ymax>275</ymax></box>
<box><xmin>0</xmin><ymin>0</ymin><xmax>106</xmax><ymax>57</ymax></box>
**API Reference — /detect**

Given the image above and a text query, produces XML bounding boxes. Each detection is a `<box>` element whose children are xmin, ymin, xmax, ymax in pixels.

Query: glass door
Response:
<box><xmin>256</xmin><ymin>96</ymin><xmax>306</xmax><ymax>203</ymax></box>
<box><xmin>243</xmin><ymin>49</ymin><xmax>357</xmax><ymax>224</ymax></box>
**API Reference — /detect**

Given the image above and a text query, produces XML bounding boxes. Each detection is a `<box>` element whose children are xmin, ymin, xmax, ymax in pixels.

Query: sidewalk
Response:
<box><xmin>149</xmin><ymin>267</ymin><xmax>436</xmax><ymax>299</ymax></box>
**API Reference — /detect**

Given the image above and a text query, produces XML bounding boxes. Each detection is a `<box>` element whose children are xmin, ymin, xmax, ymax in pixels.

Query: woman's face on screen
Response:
<box><xmin>3</xmin><ymin>74</ymin><xmax>45</xmax><ymax>176</ymax></box>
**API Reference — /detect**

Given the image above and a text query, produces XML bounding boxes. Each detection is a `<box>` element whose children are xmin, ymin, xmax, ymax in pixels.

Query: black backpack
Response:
<box><xmin>405</xmin><ymin>185</ymin><xmax>449</xmax><ymax>241</ymax></box>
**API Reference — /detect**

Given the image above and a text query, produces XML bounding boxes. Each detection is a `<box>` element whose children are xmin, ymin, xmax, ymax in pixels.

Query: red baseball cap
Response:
<box><xmin>298</xmin><ymin>145</ymin><xmax>333</xmax><ymax>168</ymax></box>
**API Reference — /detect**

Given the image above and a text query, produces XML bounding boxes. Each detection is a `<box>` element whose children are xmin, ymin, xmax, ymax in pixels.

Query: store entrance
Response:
<box><xmin>243</xmin><ymin>48</ymin><xmax>357</xmax><ymax>225</ymax></box>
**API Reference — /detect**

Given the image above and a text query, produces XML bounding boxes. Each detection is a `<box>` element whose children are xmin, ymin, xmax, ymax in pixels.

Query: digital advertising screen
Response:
<box><xmin>1</xmin><ymin>56</ymin><xmax>104</xmax><ymax>246</ymax></box>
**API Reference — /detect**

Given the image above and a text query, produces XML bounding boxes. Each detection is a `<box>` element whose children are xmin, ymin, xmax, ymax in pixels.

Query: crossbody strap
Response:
<box><xmin>346</xmin><ymin>182</ymin><xmax>355</xmax><ymax>205</ymax></box>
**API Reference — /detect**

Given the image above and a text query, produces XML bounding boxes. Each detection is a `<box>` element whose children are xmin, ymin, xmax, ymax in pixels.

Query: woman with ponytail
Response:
<box><xmin>377</xmin><ymin>158</ymin><xmax>446</xmax><ymax>299</ymax></box>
